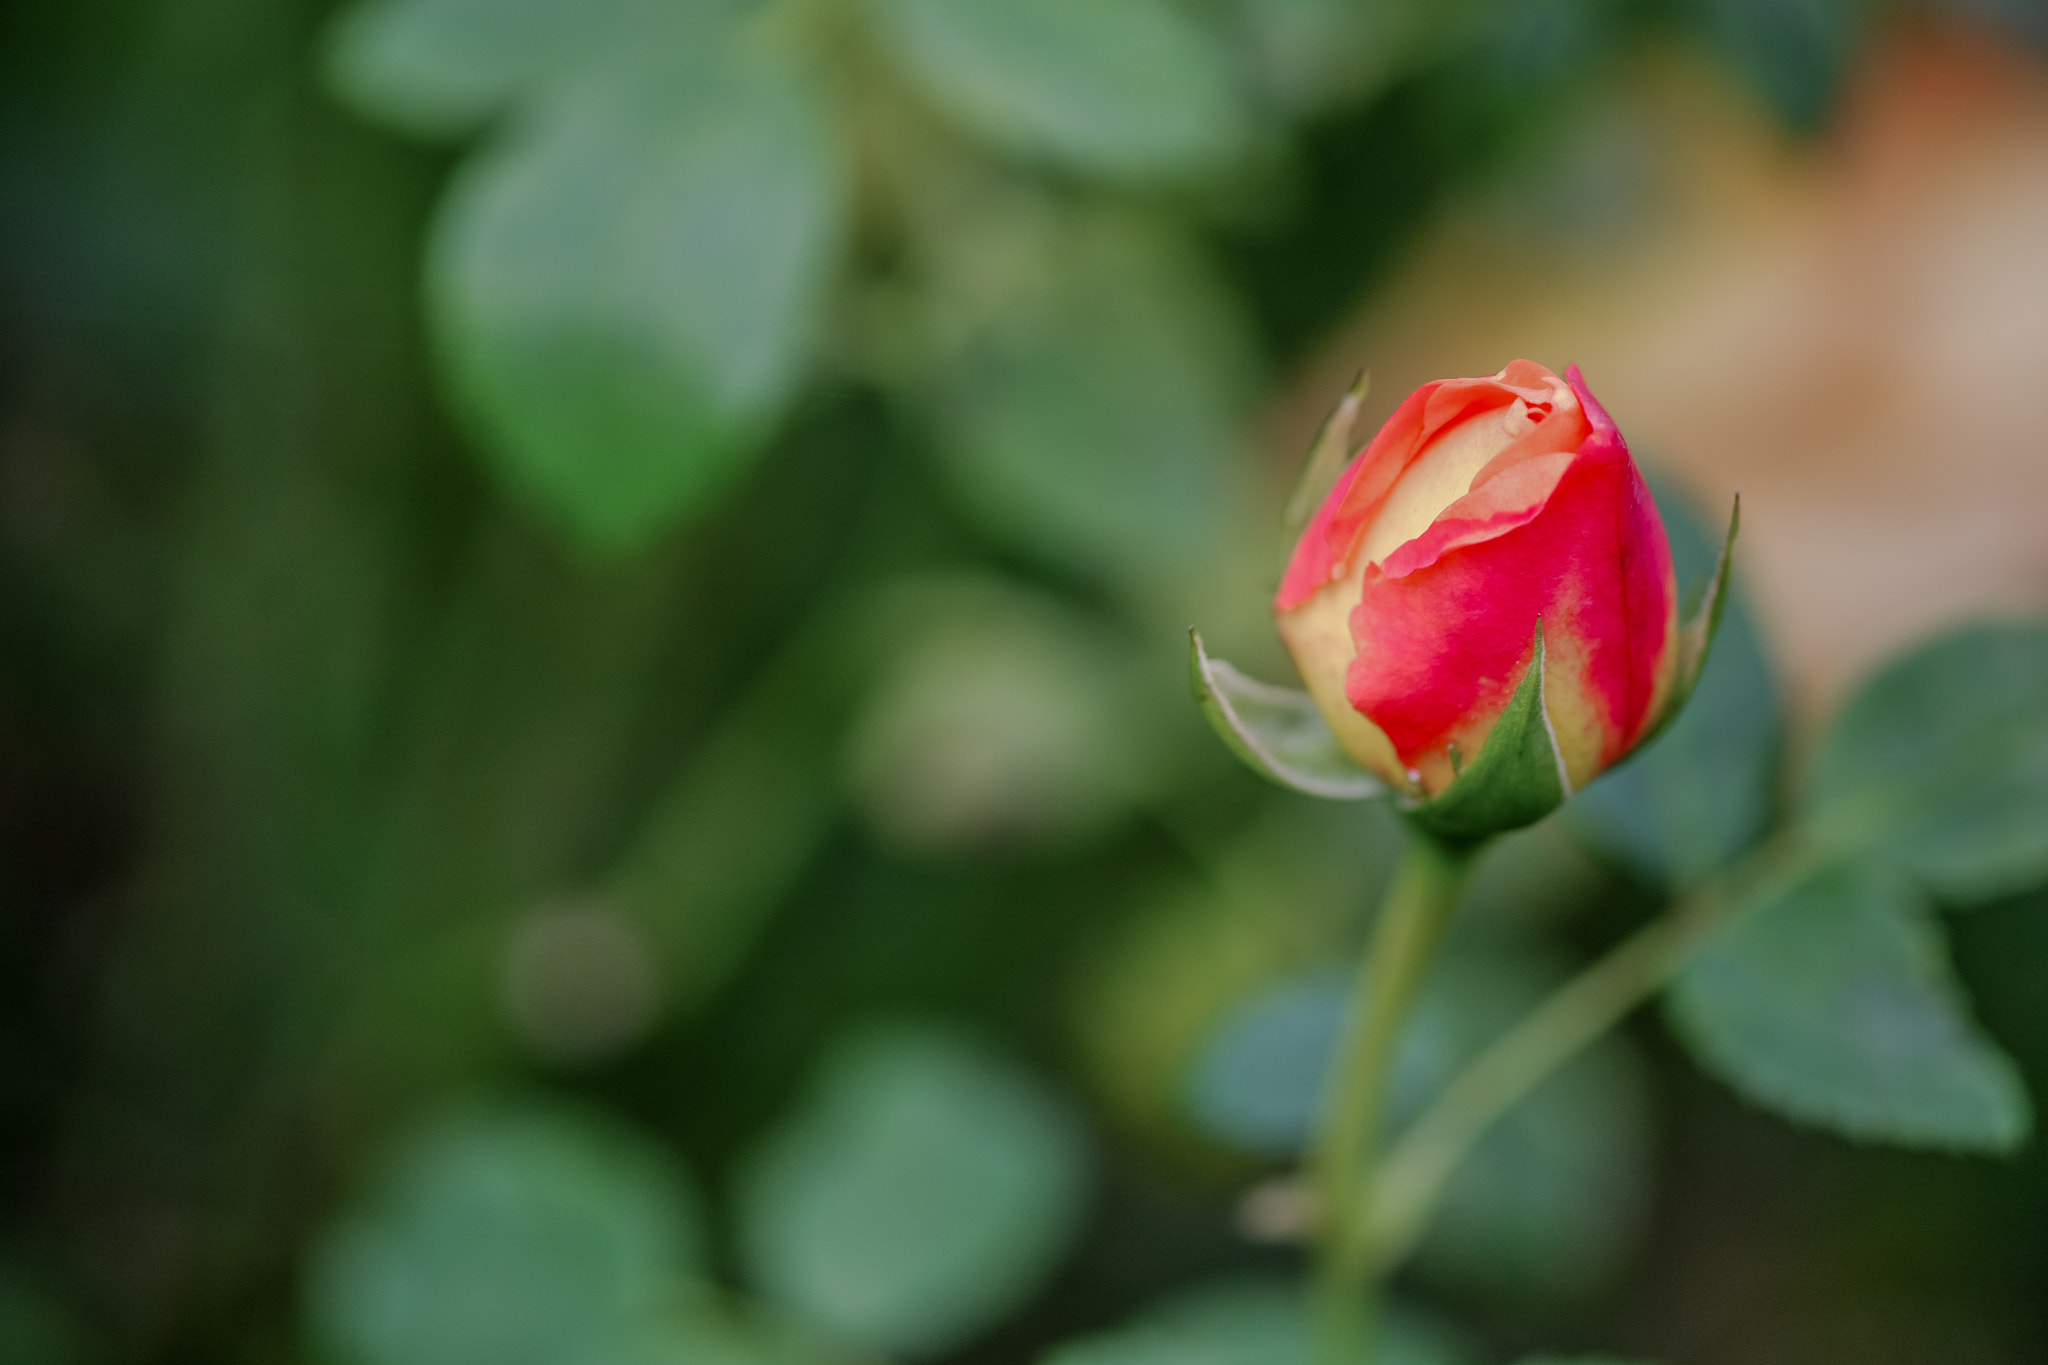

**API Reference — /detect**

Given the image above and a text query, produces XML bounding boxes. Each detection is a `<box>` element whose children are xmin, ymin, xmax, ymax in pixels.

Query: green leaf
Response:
<box><xmin>1065</xmin><ymin>801</ymin><xmax>1407</xmax><ymax>1154</ymax></box>
<box><xmin>738</xmin><ymin>1023</ymin><xmax>1088</xmax><ymax>1358</ymax></box>
<box><xmin>1187</xmin><ymin>946</ymin><xmax>1651</xmax><ymax>1302</ymax></box>
<box><xmin>1668</xmin><ymin>858</ymin><xmax>2031</xmax><ymax>1152</ymax></box>
<box><xmin>1038</xmin><ymin>1278</ymin><xmax>1474</xmax><ymax>1365</ymax></box>
<box><xmin>932</xmin><ymin>218</ymin><xmax>1253</xmax><ymax>595</ymax></box>
<box><xmin>0</xmin><ymin>1262</ymin><xmax>90</xmax><ymax>1365</ymax></box>
<box><xmin>429</xmin><ymin>27</ymin><xmax>842</xmax><ymax>555</ymax></box>
<box><xmin>864</xmin><ymin>0</ymin><xmax>1244</xmax><ymax>180</ymax></box>
<box><xmin>306</xmin><ymin>1100</ymin><xmax>703</xmax><ymax>1365</ymax></box>
<box><xmin>1189</xmin><ymin>631</ymin><xmax>1382</xmax><ymax>801</ymax></box>
<box><xmin>589</xmin><ymin>1311</ymin><xmax>826</xmax><ymax>1365</ymax></box>
<box><xmin>321</xmin><ymin>0</ymin><xmax>659</xmax><ymax>140</ymax></box>
<box><xmin>1406</xmin><ymin>620</ymin><xmax>1569</xmax><ymax>841</ymax></box>
<box><xmin>1186</xmin><ymin>970</ymin><xmax>1349</xmax><ymax>1154</ymax></box>
<box><xmin>1806</xmin><ymin>621</ymin><xmax>2048</xmax><ymax>904</ymax></box>
<box><xmin>600</xmin><ymin>656</ymin><xmax>844</xmax><ymax>1022</ymax></box>
<box><xmin>850</xmin><ymin>584</ymin><xmax>1147</xmax><ymax>856</ymax></box>
<box><xmin>1698</xmin><ymin>0</ymin><xmax>1866</xmax><ymax>132</ymax></box>
<box><xmin>1225</xmin><ymin>0</ymin><xmax>1428</xmax><ymax>117</ymax></box>
<box><xmin>1569</xmin><ymin>480</ymin><xmax>1777</xmax><ymax>890</ymax></box>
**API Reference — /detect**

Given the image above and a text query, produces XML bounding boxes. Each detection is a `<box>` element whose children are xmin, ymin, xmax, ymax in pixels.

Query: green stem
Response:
<box><xmin>1312</xmin><ymin>828</ymin><xmax>1476</xmax><ymax>1365</ymax></box>
<box><xmin>1362</xmin><ymin>846</ymin><xmax>1796</xmax><ymax>1273</ymax></box>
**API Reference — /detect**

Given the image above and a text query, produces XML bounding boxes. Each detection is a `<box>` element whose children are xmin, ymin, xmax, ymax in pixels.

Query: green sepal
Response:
<box><xmin>1188</xmin><ymin>630</ymin><xmax>1382</xmax><ymax>800</ymax></box>
<box><xmin>1636</xmin><ymin>494</ymin><xmax>1740</xmax><ymax>748</ymax></box>
<box><xmin>1404</xmin><ymin>619</ymin><xmax>1571</xmax><ymax>841</ymax></box>
<box><xmin>1281</xmin><ymin>370</ymin><xmax>1370</xmax><ymax>542</ymax></box>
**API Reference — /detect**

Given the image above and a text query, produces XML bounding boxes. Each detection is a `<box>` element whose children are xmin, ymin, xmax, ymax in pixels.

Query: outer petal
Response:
<box><xmin>1276</xmin><ymin>546</ymin><xmax>1405</xmax><ymax>786</ymax></box>
<box><xmin>1276</xmin><ymin>428</ymin><xmax>1381</xmax><ymax>612</ymax></box>
<box><xmin>1278</xmin><ymin>363</ymin><xmax>1585</xmax><ymax>611</ymax></box>
<box><xmin>1344</xmin><ymin>366</ymin><xmax>1677</xmax><ymax>793</ymax></box>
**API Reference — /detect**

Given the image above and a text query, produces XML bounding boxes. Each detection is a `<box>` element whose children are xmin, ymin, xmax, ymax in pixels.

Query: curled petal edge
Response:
<box><xmin>1189</xmin><ymin>629</ymin><xmax>1383</xmax><ymax>801</ymax></box>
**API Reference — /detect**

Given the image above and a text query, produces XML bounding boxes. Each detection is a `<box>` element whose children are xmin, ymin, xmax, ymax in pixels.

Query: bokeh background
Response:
<box><xmin>3</xmin><ymin>1</ymin><xmax>2047</xmax><ymax>1364</ymax></box>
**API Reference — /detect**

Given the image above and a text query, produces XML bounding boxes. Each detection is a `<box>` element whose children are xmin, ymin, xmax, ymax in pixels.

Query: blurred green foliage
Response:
<box><xmin>426</xmin><ymin>20</ymin><xmax>843</xmax><ymax>554</ymax></box>
<box><xmin>0</xmin><ymin>1261</ymin><xmax>91</xmax><ymax>1365</ymax></box>
<box><xmin>738</xmin><ymin>1023</ymin><xmax>1086</xmax><ymax>1358</ymax></box>
<box><xmin>865</xmin><ymin>0</ymin><xmax>1246</xmax><ymax>178</ymax></box>
<box><xmin>1806</xmin><ymin>623</ymin><xmax>2048</xmax><ymax>903</ymax></box>
<box><xmin>3</xmin><ymin>1</ymin><xmax>2048</xmax><ymax>1365</ymax></box>
<box><xmin>1038</xmin><ymin>1278</ymin><xmax>1474</xmax><ymax>1365</ymax></box>
<box><xmin>308</xmin><ymin>1101</ymin><xmax>705</xmax><ymax>1365</ymax></box>
<box><xmin>1190</xmin><ymin>946</ymin><xmax>1652</xmax><ymax>1304</ymax></box>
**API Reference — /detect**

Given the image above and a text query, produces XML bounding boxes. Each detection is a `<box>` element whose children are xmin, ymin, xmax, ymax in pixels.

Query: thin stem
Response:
<box><xmin>1363</xmin><ymin>840</ymin><xmax>1804</xmax><ymax>1273</ymax></box>
<box><xmin>1312</xmin><ymin>828</ymin><xmax>1476</xmax><ymax>1365</ymax></box>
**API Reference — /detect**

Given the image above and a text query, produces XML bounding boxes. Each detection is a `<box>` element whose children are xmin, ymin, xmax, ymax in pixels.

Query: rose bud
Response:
<box><xmin>1189</xmin><ymin>360</ymin><xmax>1732</xmax><ymax>836</ymax></box>
<box><xmin>1270</xmin><ymin>361</ymin><xmax>1709</xmax><ymax>828</ymax></box>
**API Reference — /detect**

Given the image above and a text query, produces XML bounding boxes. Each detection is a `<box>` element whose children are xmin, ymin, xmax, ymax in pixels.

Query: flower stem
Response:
<box><xmin>1312</xmin><ymin>827</ymin><xmax>1476</xmax><ymax>1365</ymax></box>
<box><xmin>1360</xmin><ymin>838</ymin><xmax>1806</xmax><ymax>1274</ymax></box>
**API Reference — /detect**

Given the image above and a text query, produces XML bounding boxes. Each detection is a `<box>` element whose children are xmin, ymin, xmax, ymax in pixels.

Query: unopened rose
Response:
<box><xmin>1276</xmin><ymin>361</ymin><xmax>1679</xmax><ymax>798</ymax></box>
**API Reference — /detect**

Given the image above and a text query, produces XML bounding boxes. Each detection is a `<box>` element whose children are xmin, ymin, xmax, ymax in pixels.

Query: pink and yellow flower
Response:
<box><xmin>1276</xmin><ymin>360</ymin><xmax>1679</xmax><ymax>797</ymax></box>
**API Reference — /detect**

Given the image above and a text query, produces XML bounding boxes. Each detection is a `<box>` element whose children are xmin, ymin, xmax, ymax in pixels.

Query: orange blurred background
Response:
<box><xmin>1279</xmin><ymin>14</ymin><xmax>2048</xmax><ymax>732</ymax></box>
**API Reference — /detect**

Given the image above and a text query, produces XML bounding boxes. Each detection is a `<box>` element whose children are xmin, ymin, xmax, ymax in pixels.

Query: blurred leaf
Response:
<box><xmin>1568</xmin><ymin>477</ymin><xmax>1778</xmax><ymax>890</ymax></box>
<box><xmin>1668</xmin><ymin>858</ymin><xmax>2031</xmax><ymax>1152</ymax></box>
<box><xmin>0</xmin><ymin>1263</ymin><xmax>90</xmax><ymax>1365</ymax></box>
<box><xmin>1187</xmin><ymin>971</ymin><xmax>1348</xmax><ymax>1154</ymax></box>
<box><xmin>430</xmin><ymin>26</ymin><xmax>842</xmax><ymax>554</ymax></box>
<box><xmin>1805</xmin><ymin>621</ymin><xmax>2048</xmax><ymax>905</ymax></box>
<box><xmin>601</xmin><ymin>595</ymin><xmax>863</xmax><ymax>1022</ymax></box>
<box><xmin>1067</xmin><ymin>801</ymin><xmax>1404</xmax><ymax>1158</ymax></box>
<box><xmin>1225</xmin><ymin>0</ymin><xmax>1426</xmax><ymax>116</ymax></box>
<box><xmin>1038</xmin><ymin>1278</ymin><xmax>1473</xmax><ymax>1365</ymax></box>
<box><xmin>932</xmin><ymin>218</ymin><xmax>1254</xmax><ymax>597</ymax></box>
<box><xmin>739</xmin><ymin>1022</ymin><xmax>1089</xmax><ymax>1358</ymax></box>
<box><xmin>1695</xmin><ymin>0</ymin><xmax>1867</xmax><ymax>131</ymax></box>
<box><xmin>322</xmin><ymin>0</ymin><xmax>660</xmax><ymax>139</ymax></box>
<box><xmin>1515</xmin><ymin>1358</ymin><xmax>1655</xmax><ymax>1365</ymax></box>
<box><xmin>1188</xmin><ymin>945</ymin><xmax>1651</xmax><ymax>1301</ymax></box>
<box><xmin>310</xmin><ymin>521</ymin><xmax>713</xmax><ymax>1104</ymax></box>
<box><xmin>307</xmin><ymin>1100</ymin><xmax>702</xmax><ymax>1365</ymax></box>
<box><xmin>1458</xmin><ymin>813</ymin><xmax>1621</xmax><ymax>931</ymax></box>
<box><xmin>1189</xmin><ymin>630</ymin><xmax>1382</xmax><ymax>801</ymax></box>
<box><xmin>846</xmin><ymin>582</ymin><xmax>1145</xmax><ymax>858</ymax></box>
<box><xmin>865</xmin><ymin>0</ymin><xmax>1244</xmax><ymax>179</ymax></box>
<box><xmin>599</xmin><ymin>718</ymin><xmax>838</xmax><ymax>1012</ymax></box>
<box><xmin>583</xmin><ymin>1310</ymin><xmax>825</xmax><ymax>1365</ymax></box>
<box><xmin>501</xmin><ymin>903</ymin><xmax>666</xmax><ymax>1065</ymax></box>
